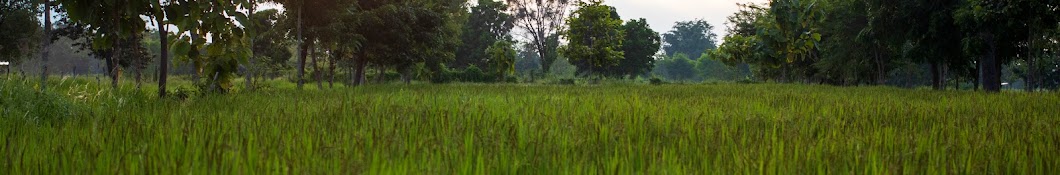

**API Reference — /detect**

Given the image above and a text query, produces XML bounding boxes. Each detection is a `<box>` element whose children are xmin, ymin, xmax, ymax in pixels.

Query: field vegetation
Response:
<box><xmin>3</xmin><ymin>76</ymin><xmax>1058</xmax><ymax>174</ymax></box>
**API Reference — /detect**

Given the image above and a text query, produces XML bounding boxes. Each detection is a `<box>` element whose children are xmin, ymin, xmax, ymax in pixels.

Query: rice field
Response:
<box><xmin>2</xmin><ymin>75</ymin><xmax>1059</xmax><ymax>174</ymax></box>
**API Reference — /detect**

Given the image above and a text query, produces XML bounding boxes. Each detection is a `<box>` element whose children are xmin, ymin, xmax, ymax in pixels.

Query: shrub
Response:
<box><xmin>0</xmin><ymin>80</ymin><xmax>81</xmax><ymax>125</ymax></box>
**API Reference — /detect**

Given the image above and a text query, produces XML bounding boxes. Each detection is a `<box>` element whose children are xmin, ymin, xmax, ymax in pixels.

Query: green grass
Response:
<box><xmin>2</xmin><ymin>75</ymin><xmax>1059</xmax><ymax>174</ymax></box>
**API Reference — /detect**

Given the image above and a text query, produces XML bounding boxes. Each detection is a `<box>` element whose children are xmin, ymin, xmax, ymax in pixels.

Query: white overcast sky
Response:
<box><xmin>605</xmin><ymin>0</ymin><xmax>768</xmax><ymax>40</ymax></box>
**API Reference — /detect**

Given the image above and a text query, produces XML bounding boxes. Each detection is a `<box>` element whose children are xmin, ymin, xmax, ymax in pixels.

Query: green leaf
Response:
<box><xmin>812</xmin><ymin>33</ymin><xmax>822</xmax><ymax>41</ymax></box>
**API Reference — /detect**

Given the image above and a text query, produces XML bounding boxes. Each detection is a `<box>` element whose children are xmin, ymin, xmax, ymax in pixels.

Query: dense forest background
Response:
<box><xmin>3</xmin><ymin>0</ymin><xmax>1059</xmax><ymax>95</ymax></box>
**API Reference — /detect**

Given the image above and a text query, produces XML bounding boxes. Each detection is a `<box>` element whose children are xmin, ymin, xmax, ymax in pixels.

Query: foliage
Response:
<box><xmin>453</xmin><ymin>0</ymin><xmax>514</xmax><ymax>69</ymax></box>
<box><xmin>166</xmin><ymin>0</ymin><xmax>253</xmax><ymax>93</ymax></box>
<box><xmin>558</xmin><ymin>0</ymin><xmax>624</xmax><ymax>78</ymax></box>
<box><xmin>485</xmin><ymin>40</ymin><xmax>516</xmax><ymax>81</ymax></box>
<box><xmin>249</xmin><ymin>9</ymin><xmax>294</xmax><ymax>75</ymax></box>
<box><xmin>653</xmin><ymin>54</ymin><xmax>697</xmax><ymax>81</ymax></box>
<box><xmin>662</xmin><ymin>19</ymin><xmax>717</xmax><ymax>59</ymax></box>
<box><xmin>6</xmin><ymin>76</ymin><xmax>1060</xmax><ymax>173</ymax></box>
<box><xmin>506</xmin><ymin>0</ymin><xmax>570</xmax><ymax>74</ymax></box>
<box><xmin>0</xmin><ymin>0</ymin><xmax>41</xmax><ymax>64</ymax></box>
<box><xmin>608</xmin><ymin>18</ymin><xmax>660</xmax><ymax>79</ymax></box>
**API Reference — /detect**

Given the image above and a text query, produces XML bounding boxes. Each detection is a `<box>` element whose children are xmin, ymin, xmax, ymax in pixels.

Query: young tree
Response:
<box><xmin>615</xmin><ymin>18</ymin><xmax>661</xmax><ymax>79</ymax></box>
<box><xmin>40</xmin><ymin>0</ymin><xmax>53</xmax><ymax>91</ymax></box>
<box><xmin>558</xmin><ymin>0</ymin><xmax>623</xmax><ymax>78</ymax></box>
<box><xmin>507</xmin><ymin>0</ymin><xmax>570</xmax><ymax>74</ymax></box>
<box><xmin>485</xmin><ymin>40</ymin><xmax>516</xmax><ymax>81</ymax></box>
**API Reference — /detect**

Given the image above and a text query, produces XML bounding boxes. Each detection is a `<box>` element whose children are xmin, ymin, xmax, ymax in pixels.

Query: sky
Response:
<box><xmin>605</xmin><ymin>0</ymin><xmax>768</xmax><ymax>41</ymax></box>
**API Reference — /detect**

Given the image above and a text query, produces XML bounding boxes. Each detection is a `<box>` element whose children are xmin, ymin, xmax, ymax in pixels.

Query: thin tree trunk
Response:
<box><xmin>111</xmin><ymin>16</ymin><xmax>123</xmax><ymax>89</ymax></box>
<box><xmin>376</xmin><ymin>66</ymin><xmax>385</xmax><ymax>83</ymax></box>
<box><xmin>328</xmin><ymin>52</ymin><xmax>335</xmax><ymax>88</ymax></box>
<box><xmin>1026</xmin><ymin>27</ymin><xmax>1036</xmax><ymax>92</ymax></box>
<box><xmin>191</xmin><ymin>31</ymin><xmax>200</xmax><ymax>83</ymax></box>
<box><xmin>353</xmin><ymin>52</ymin><xmax>367</xmax><ymax>86</ymax></box>
<box><xmin>245</xmin><ymin>0</ymin><xmax>256</xmax><ymax>91</ymax></box>
<box><xmin>296</xmin><ymin>5</ymin><xmax>305</xmax><ymax>89</ymax></box>
<box><xmin>40</xmin><ymin>0</ymin><xmax>51</xmax><ymax>92</ymax></box>
<box><xmin>135</xmin><ymin>67</ymin><xmax>143</xmax><ymax>90</ymax></box>
<box><xmin>974</xmin><ymin>57</ymin><xmax>981</xmax><ymax>91</ymax></box>
<box><xmin>156</xmin><ymin>2</ymin><xmax>169</xmax><ymax>97</ymax></box>
<box><xmin>312</xmin><ymin>43</ymin><xmax>323</xmax><ymax>89</ymax></box>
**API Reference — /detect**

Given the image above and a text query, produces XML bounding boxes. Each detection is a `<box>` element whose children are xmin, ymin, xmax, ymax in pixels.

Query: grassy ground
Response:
<box><xmin>2</xmin><ymin>75</ymin><xmax>1059</xmax><ymax>174</ymax></box>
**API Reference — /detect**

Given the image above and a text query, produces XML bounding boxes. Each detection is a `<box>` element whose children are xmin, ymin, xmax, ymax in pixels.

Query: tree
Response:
<box><xmin>57</xmin><ymin>0</ymin><xmax>152</xmax><ymax>89</ymax></box>
<box><xmin>662</xmin><ymin>19</ymin><xmax>717</xmax><ymax>59</ymax></box>
<box><xmin>614</xmin><ymin>18</ymin><xmax>660</xmax><ymax>78</ymax></box>
<box><xmin>507</xmin><ymin>0</ymin><xmax>570</xmax><ymax>74</ymax></box>
<box><xmin>514</xmin><ymin>42</ymin><xmax>541</xmax><ymax>76</ymax></box>
<box><xmin>485</xmin><ymin>40</ymin><xmax>516</xmax><ymax>81</ymax></box>
<box><xmin>956</xmin><ymin>0</ymin><xmax>1060</xmax><ymax>92</ymax></box>
<box><xmin>341</xmin><ymin>0</ymin><xmax>463</xmax><ymax>85</ymax></box>
<box><xmin>0</xmin><ymin>0</ymin><xmax>41</xmax><ymax>65</ymax></box>
<box><xmin>654</xmin><ymin>53</ymin><xmax>696</xmax><ymax>81</ymax></box>
<box><xmin>166</xmin><ymin>0</ymin><xmax>253</xmax><ymax>92</ymax></box>
<box><xmin>39</xmin><ymin>0</ymin><xmax>53</xmax><ymax>91</ymax></box>
<box><xmin>146</xmin><ymin>0</ymin><xmax>171</xmax><ymax>97</ymax></box>
<box><xmin>558</xmin><ymin>0</ymin><xmax>623</xmax><ymax>78</ymax></box>
<box><xmin>249</xmin><ymin>9</ymin><xmax>293</xmax><ymax>79</ymax></box>
<box><xmin>453</xmin><ymin>0</ymin><xmax>514</xmax><ymax>69</ymax></box>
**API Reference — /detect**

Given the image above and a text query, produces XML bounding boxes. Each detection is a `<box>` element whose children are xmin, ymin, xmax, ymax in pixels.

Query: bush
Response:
<box><xmin>649</xmin><ymin>77</ymin><xmax>665</xmax><ymax>85</ymax></box>
<box><xmin>0</xmin><ymin>80</ymin><xmax>81</xmax><ymax>125</ymax></box>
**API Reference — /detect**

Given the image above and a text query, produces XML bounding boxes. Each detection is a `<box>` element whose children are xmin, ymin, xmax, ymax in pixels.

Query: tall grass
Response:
<box><xmin>2</xmin><ymin>75</ymin><xmax>1059</xmax><ymax>174</ymax></box>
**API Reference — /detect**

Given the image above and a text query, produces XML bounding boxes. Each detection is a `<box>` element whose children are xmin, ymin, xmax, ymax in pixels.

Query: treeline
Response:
<box><xmin>710</xmin><ymin>0</ymin><xmax>1060</xmax><ymax>91</ymax></box>
<box><xmin>4</xmin><ymin>0</ymin><xmax>1059</xmax><ymax>97</ymax></box>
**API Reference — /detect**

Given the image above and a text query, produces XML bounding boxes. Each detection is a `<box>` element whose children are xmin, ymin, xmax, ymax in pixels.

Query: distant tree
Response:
<box><xmin>613</xmin><ymin>18</ymin><xmax>661</xmax><ymax>79</ymax></box>
<box><xmin>514</xmin><ymin>43</ymin><xmax>541</xmax><ymax>76</ymax></box>
<box><xmin>486</xmin><ymin>40</ymin><xmax>516</xmax><ymax>81</ymax></box>
<box><xmin>249</xmin><ymin>9</ymin><xmax>293</xmax><ymax>79</ymax></box>
<box><xmin>558</xmin><ymin>0</ymin><xmax>624</xmax><ymax>78</ymax></box>
<box><xmin>56</xmin><ymin>0</ymin><xmax>152</xmax><ymax>89</ymax></box>
<box><xmin>0</xmin><ymin>0</ymin><xmax>41</xmax><ymax>66</ymax></box>
<box><xmin>695</xmin><ymin>54</ymin><xmax>745</xmax><ymax>81</ymax></box>
<box><xmin>454</xmin><ymin>0</ymin><xmax>514</xmax><ymax>69</ymax></box>
<box><xmin>955</xmin><ymin>0</ymin><xmax>1060</xmax><ymax>92</ymax></box>
<box><xmin>507</xmin><ymin>0</ymin><xmax>570</xmax><ymax>74</ymax></box>
<box><xmin>654</xmin><ymin>53</ymin><xmax>696</xmax><ymax>81</ymax></box>
<box><xmin>662</xmin><ymin>19</ymin><xmax>717</xmax><ymax>59</ymax></box>
<box><xmin>341</xmin><ymin>0</ymin><xmax>464</xmax><ymax>85</ymax></box>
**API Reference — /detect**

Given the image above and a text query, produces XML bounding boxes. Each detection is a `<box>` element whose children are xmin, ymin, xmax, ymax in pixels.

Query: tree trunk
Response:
<box><xmin>376</xmin><ymin>66</ymin><xmax>385</xmax><ymax>83</ymax></box>
<box><xmin>873</xmin><ymin>46</ymin><xmax>886</xmax><ymax>85</ymax></box>
<box><xmin>245</xmin><ymin>0</ymin><xmax>256</xmax><ymax>91</ymax></box>
<box><xmin>328</xmin><ymin>52</ymin><xmax>335</xmax><ymax>88</ymax></box>
<box><xmin>982</xmin><ymin>31</ymin><xmax>1001</xmax><ymax>92</ymax></box>
<box><xmin>296</xmin><ymin>6</ymin><xmax>305</xmax><ymax>89</ymax></box>
<box><xmin>190</xmin><ymin>32</ymin><xmax>200</xmax><ymax>84</ymax></box>
<box><xmin>400</xmin><ymin>66</ymin><xmax>412</xmax><ymax>84</ymax></box>
<box><xmin>974</xmin><ymin>57</ymin><xmax>981</xmax><ymax>91</ymax></box>
<box><xmin>930</xmin><ymin>62</ymin><xmax>942</xmax><ymax>90</ymax></box>
<box><xmin>353</xmin><ymin>52</ymin><xmax>367</xmax><ymax>86</ymax></box>
<box><xmin>40</xmin><ymin>1</ymin><xmax>51</xmax><ymax>92</ymax></box>
<box><xmin>312</xmin><ymin>43</ymin><xmax>323</xmax><ymax>89</ymax></box>
<box><xmin>1026</xmin><ymin>28</ymin><xmax>1036</xmax><ymax>92</ymax></box>
<box><xmin>156</xmin><ymin>4</ymin><xmax>169</xmax><ymax>98</ymax></box>
<box><xmin>135</xmin><ymin>67</ymin><xmax>143</xmax><ymax>90</ymax></box>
